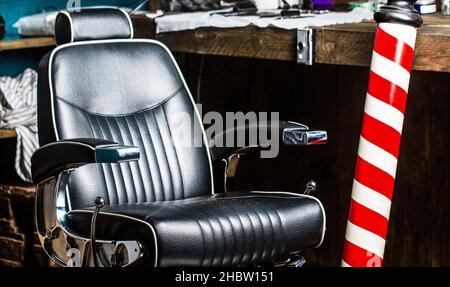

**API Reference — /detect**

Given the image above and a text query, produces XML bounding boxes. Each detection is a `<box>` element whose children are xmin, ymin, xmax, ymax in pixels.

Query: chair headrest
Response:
<box><xmin>55</xmin><ymin>8</ymin><xmax>134</xmax><ymax>46</ymax></box>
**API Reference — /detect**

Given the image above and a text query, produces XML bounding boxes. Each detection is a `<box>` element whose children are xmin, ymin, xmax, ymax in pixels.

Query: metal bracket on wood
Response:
<box><xmin>296</xmin><ymin>28</ymin><xmax>314</xmax><ymax>65</ymax></box>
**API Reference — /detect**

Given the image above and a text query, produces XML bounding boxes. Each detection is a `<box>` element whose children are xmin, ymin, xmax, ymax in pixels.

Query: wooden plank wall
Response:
<box><xmin>178</xmin><ymin>53</ymin><xmax>450</xmax><ymax>266</ymax></box>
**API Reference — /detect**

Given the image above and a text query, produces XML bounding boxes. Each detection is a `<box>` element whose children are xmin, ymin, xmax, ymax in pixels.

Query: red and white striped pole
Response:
<box><xmin>342</xmin><ymin>0</ymin><xmax>422</xmax><ymax>267</ymax></box>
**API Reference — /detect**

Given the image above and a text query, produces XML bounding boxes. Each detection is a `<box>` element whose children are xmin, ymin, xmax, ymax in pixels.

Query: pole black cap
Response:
<box><xmin>374</xmin><ymin>0</ymin><xmax>423</xmax><ymax>28</ymax></box>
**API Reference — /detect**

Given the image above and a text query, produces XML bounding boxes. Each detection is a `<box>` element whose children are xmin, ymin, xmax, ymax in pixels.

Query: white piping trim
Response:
<box><xmin>118</xmin><ymin>8</ymin><xmax>134</xmax><ymax>39</ymax></box>
<box><xmin>47</xmin><ymin>39</ymin><xmax>214</xmax><ymax>194</ymax></box>
<box><xmin>57</xmin><ymin>11</ymin><xmax>74</xmax><ymax>45</ymax></box>
<box><xmin>66</xmin><ymin>209</ymin><xmax>159</xmax><ymax>267</ymax></box>
<box><xmin>249</xmin><ymin>191</ymin><xmax>326</xmax><ymax>248</ymax></box>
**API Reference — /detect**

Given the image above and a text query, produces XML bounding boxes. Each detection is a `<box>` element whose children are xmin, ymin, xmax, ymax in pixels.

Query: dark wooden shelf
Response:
<box><xmin>0</xmin><ymin>129</ymin><xmax>17</xmax><ymax>139</ymax></box>
<box><xmin>132</xmin><ymin>14</ymin><xmax>450</xmax><ymax>73</ymax></box>
<box><xmin>0</xmin><ymin>37</ymin><xmax>55</xmax><ymax>52</ymax></box>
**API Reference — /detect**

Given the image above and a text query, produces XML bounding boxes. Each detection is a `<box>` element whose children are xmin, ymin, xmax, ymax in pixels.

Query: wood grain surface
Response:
<box><xmin>133</xmin><ymin>14</ymin><xmax>450</xmax><ymax>73</ymax></box>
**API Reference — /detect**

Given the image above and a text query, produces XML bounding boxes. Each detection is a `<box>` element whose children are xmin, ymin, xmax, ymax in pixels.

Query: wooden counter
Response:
<box><xmin>0</xmin><ymin>129</ymin><xmax>16</xmax><ymax>139</ymax></box>
<box><xmin>133</xmin><ymin>14</ymin><xmax>450</xmax><ymax>73</ymax></box>
<box><xmin>1</xmin><ymin>15</ymin><xmax>447</xmax><ymax>72</ymax></box>
<box><xmin>0</xmin><ymin>37</ymin><xmax>55</xmax><ymax>52</ymax></box>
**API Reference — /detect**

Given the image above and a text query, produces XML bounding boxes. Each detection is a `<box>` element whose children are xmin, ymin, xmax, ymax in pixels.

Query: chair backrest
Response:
<box><xmin>38</xmin><ymin>8</ymin><xmax>213</xmax><ymax>209</ymax></box>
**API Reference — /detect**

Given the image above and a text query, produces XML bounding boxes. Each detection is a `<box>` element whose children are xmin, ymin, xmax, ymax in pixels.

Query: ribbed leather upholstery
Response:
<box><xmin>36</xmin><ymin>9</ymin><xmax>326</xmax><ymax>266</ymax></box>
<box><xmin>38</xmin><ymin>41</ymin><xmax>212</xmax><ymax>209</ymax></box>
<box><xmin>65</xmin><ymin>192</ymin><xmax>325</xmax><ymax>267</ymax></box>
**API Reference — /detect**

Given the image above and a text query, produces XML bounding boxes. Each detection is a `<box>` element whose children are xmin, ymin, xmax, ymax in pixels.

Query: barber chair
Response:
<box><xmin>32</xmin><ymin>8</ymin><xmax>327</xmax><ymax>267</ymax></box>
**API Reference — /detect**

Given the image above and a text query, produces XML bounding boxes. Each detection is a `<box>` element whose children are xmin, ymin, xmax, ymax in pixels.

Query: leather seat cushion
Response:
<box><xmin>64</xmin><ymin>191</ymin><xmax>325</xmax><ymax>267</ymax></box>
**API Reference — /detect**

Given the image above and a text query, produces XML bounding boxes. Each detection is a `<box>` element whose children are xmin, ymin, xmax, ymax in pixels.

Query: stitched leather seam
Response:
<box><xmin>86</xmin><ymin>114</ymin><xmax>111</xmax><ymax>205</ymax></box>
<box><xmin>223</xmin><ymin>209</ymin><xmax>238</xmax><ymax>266</ymax></box>
<box><xmin>55</xmin><ymin>86</ymin><xmax>184</xmax><ymax>117</ymax></box>
<box><xmin>96</xmin><ymin>115</ymin><xmax>121</xmax><ymax>204</ymax></box>
<box><xmin>186</xmin><ymin>204</ymin><xmax>216</xmax><ymax>267</ymax></box>
<box><xmin>152</xmin><ymin>110</ymin><xmax>173</xmax><ymax>201</ymax></box>
<box><xmin>250</xmin><ymin>199</ymin><xmax>276</xmax><ymax>260</ymax></box>
<box><xmin>161</xmin><ymin>104</ymin><xmax>185</xmax><ymax>199</ymax></box>
<box><xmin>205</xmin><ymin>212</ymin><xmax>217</xmax><ymax>266</ymax></box>
<box><xmin>273</xmin><ymin>208</ymin><xmax>286</xmax><ymax>255</ymax></box>
<box><xmin>197</xmin><ymin>218</ymin><xmax>207</xmax><ymax>267</ymax></box>
<box><xmin>143</xmin><ymin>112</ymin><xmax>165</xmax><ymax>201</ymax></box>
<box><xmin>136</xmin><ymin>113</ymin><xmax>157</xmax><ymax>202</ymax></box>
<box><xmin>154</xmin><ymin>107</ymin><xmax>175</xmax><ymax>201</ymax></box>
<box><xmin>244</xmin><ymin>209</ymin><xmax>256</xmax><ymax>264</ymax></box>
<box><xmin>105</xmin><ymin>117</ymin><xmax>129</xmax><ymax>203</ymax></box>
<box><xmin>227</xmin><ymin>204</ymin><xmax>247</xmax><ymax>265</ymax></box>
<box><xmin>114</xmin><ymin>116</ymin><xmax>139</xmax><ymax>203</ymax></box>
<box><xmin>229</xmin><ymin>204</ymin><xmax>246</xmax><ymax>265</ymax></box>
<box><xmin>123</xmin><ymin>116</ymin><xmax>145</xmax><ymax>203</ymax></box>
<box><xmin>97</xmin><ymin>116</ymin><xmax>119</xmax><ymax>203</ymax></box>
<box><xmin>214</xmin><ymin>214</ymin><xmax>227</xmax><ymax>266</ymax></box>
<box><xmin>130</xmin><ymin>114</ymin><xmax>150</xmax><ymax>202</ymax></box>
<box><xmin>245</xmin><ymin>200</ymin><xmax>266</xmax><ymax>262</ymax></box>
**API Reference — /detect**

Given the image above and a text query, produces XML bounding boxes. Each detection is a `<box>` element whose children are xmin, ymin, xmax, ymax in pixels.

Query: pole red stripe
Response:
<box><xmin>354</xmin><ymin>157</ymin><xmax>395</xmax><ymax>200</ymax></box>
<box><xmin>367</xmin><ymin>71</ymin><xmax>408</xmax><ymax>113</ymax></box>
<box><xmin>348</xmin><ymin>199</ymin><xmax>389</xmax><ymax>238</ymax></box>
<box><xmin>343</xmin><ymin>240</ymin><xmax>383</xmax><ymax>267</ymax></box>
<box><xmin>373</xmin><ymin>27</ymin><xmax>414</xmax><ymax>72</ymax></box>
<box><xmin>361</xmin><ymin>113</ymin><xmax>402</xmax><ymax>158</ymax></box>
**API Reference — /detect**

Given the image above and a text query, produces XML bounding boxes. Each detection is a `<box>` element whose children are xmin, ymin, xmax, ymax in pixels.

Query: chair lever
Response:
<box><xmin>90</xmin><ymin>196</ymin><xmax>104</xmax><ymax>267</ymax></box>
<box><xmin>304</xmin><ymin>180</ymin><xmax>317</xmax><ymax>195</ymax></box>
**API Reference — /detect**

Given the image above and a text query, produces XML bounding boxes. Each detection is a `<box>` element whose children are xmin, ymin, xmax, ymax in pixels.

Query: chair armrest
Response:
<box><xmin>31</xmin><ymin>138</ymin><xmax>140</xmax><ymax>183</ymax></box>
<box><xmin>209</xmin><ymin>121</ymin><xmax>327</xmax><ymax>161</ymax></box>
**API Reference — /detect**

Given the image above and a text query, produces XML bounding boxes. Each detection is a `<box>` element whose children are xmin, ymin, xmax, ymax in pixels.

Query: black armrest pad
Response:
<box><xmin>31</xmin><ymin>138</ymin><xmax>140</xmax><ymax>183</ymax></box>
<box><xmin>209</xmin><ymin>121</ymin><xmax>309</xmax><ymax>160</ymax></box>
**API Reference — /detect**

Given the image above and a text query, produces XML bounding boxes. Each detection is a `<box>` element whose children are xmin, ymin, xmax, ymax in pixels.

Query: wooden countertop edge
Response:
<box><xmin>0</xmin><ymin>37</ymin><xmax>55</xmax><ymax>52</ymax></box>
<box><xmin>133</xmin><ymin>14</ymin><xmax>450</xmax><ymax>73</ymax></box>
<box><xmin>0</xmin><ymin>129</ymin><xmax>17</xmax><ymax>139</ymax></box>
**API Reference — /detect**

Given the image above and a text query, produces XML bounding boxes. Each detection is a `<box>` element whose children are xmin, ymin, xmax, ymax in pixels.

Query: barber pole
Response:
<box><xmin>342</xmin><ymin>0</ymin><xmax>422</xmax><ymax>267</ymax></box>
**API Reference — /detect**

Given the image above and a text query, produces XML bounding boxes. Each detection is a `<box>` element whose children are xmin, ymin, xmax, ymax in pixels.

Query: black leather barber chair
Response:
<box><xmin>32</xmin><ymin>8</ymin><xmax>327</xmax><ymax>267</ymax></box>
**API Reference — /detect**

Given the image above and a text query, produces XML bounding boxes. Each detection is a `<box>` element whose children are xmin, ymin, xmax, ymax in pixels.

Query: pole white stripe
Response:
<box><xmin>341</xmin><ymin>260</ymin><xmax>351</xmax><ymax>267</ymax></box>
<box><xmin>379</xmin><ymin>23</ymin><xmax>417</xmax><ymax>50</ymax></box>
<box><xmin>358</xmin><ymin>136</ymin><xmax>398</xmax><ymax>178</ymax></box>
<box><xmin>352</xmin><ymin>179</ymin><xmax>392</xmax><ymax>219</ymax></box>
<box><xmin>365</xmin><ymin>93</ymin><xmax>405</xmax><ymax>134</ymax></box>
<box><xmin>345</xmin><ymin>221</ymin><xmax>386</xmax><ymax>259</ymax></box>
<box><xmin>370</xmin><ymin>51</ymin><xmax>411</xmax><ymax>93</ymax></box>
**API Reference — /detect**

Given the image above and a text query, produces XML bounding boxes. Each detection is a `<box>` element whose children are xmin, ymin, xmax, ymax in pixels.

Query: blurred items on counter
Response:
<box><xmin>154</xmin><ymin>7</ymin><xmax>373</xmax><ymax>33</ymax></box>
<box><xmin>13</xmin><ymin>11</ymin><xmax>57</xmax><ymax>37</ymax></box>
<box><xmin>414</xmin><ymin>0</ymin><xmax>437</xmax><ymax>14</ymax></box>
<box><xmin>313</xmin><ymin>0</ymin><xmax>334</xmax><ymax>10</ymax></box>
<box><xmin>443</xmin><ymin>0</ymin><xmax>450</xmax><ymax>15</ymax></box>
<box><xmin>10</xmin><ymin>6</ymin><xmax>132</xmax><ymax>37</ymax></box>
<box><xmin>161</xmin><ymin>0</ymin><xmax>222</xmax><ymax>12</ymax></box>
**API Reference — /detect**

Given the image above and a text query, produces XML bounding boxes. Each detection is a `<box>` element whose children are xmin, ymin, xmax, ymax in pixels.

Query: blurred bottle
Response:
<box><xmin>414</xmin><ymin>0</ymin><xmax>437</xmax><ymax>14</ymax></box>
<box><xmin>442</xmin><ymin>0</ymin><xmax>450</xmax><ymax>15</ymax></box>
<box><xmin>313</xmin><ymin>0</ymin><xmax>333</xmax><ymax>10</ymax></box>
<box><xmin>348</xmin><ymin>0</ymin><xmax>377</xmax><ymax>11</ymax></box>
<box><xmin>254</xmin><ymin>0</ymin><xmax>279</xmax><ymax>10</ymax></box>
